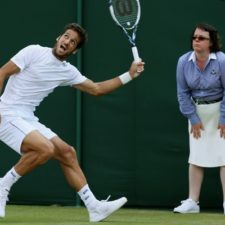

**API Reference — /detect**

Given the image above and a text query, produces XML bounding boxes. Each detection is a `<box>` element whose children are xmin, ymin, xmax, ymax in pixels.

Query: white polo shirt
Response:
<box><xmin>0</xmin><ymin>44</ymin><xmax>87</xmax><ymax>119</ymax></box>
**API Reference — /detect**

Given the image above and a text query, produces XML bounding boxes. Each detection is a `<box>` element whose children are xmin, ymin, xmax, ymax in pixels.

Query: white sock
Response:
<box><xmin>0</xmin><ymin>167</ymin><xmax>21</xmax><ymax>191</ymax></box>
<box><xmin>78</xmin><ymin>184</ymin><xmax>99</xmax><ymax>211</ymax></box>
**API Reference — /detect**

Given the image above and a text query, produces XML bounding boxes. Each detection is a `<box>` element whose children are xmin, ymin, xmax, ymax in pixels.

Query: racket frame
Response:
<box><xmin>108</xmin><ymin>0</ymin><xmax>141</xmax><ymax>61</ymax></box>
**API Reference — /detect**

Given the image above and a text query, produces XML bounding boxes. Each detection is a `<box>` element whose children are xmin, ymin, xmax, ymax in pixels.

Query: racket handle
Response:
<box><xmin>132</xmin><ymin>46</ymin><xmax>141</xmax><ymax>62</ymax></box>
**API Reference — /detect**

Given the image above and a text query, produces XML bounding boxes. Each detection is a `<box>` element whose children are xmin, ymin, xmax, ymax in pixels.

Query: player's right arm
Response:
<box><xmin>73</xmin><ymin>60</ymin><xmax>145</xmax><ymax>96</ymax></box>
<box><xmin>0</xmin><ymin>61</ymin><xmax>20</xmax><ymax>93</ymax></box>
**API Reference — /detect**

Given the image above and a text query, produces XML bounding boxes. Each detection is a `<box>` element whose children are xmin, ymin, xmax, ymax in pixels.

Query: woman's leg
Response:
<box><xmin>188</xmin><ymin>164</ymin><xmax>204</xmax><ymax>202</ymax></box>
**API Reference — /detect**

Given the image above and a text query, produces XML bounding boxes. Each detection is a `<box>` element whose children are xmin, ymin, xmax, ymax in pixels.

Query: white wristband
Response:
<box><xmin>119</xmin><ymin>72</ymin><xmax>132</xmax><ymax>85</ymax></box>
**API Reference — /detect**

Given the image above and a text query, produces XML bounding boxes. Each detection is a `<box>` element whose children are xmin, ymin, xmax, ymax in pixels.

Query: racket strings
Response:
<box><xmin>111</xmin><ymin>0</ymin><xmax>139</xmax><ymax>29</ymax></box>
<box><xmin>115</xmin><ymin>13</ymin><xmax>138</xmax><ymax>29</ymax></box>
<box><xmin>109</xmin><ymin>0</ymin><xmax>141</xmax><ymax>46</ymax></box>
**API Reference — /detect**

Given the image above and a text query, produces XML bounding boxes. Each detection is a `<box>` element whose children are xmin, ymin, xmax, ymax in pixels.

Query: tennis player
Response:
<box><xmin>0</xmin><ymin>23</ymin><xmax>145</xmax><ymax>222</ymax></box>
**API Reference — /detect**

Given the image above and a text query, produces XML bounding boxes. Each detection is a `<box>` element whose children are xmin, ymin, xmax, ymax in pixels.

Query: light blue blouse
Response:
<box><xmin>176</xmin><ymin>51</ymin><xmax>225</xmax><ymax>125</ymax></box>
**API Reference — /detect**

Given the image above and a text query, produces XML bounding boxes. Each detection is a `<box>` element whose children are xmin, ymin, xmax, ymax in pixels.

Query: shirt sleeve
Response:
<box><xmin>11</xmin><ymin>45</ymin><xmax>40</xmax><ymax>70</ymax></box>
<box><xmin>176</xmin><ymin>55</ymin><xmax>201</xmax><ymax>125</ymax></box>
<box><xmin>60</xmin><ymin>63</ymin><xmax>87</xmax><ymax>86</ymax></box>
<box><xmin>218</xmin><ymin>52</ymin><xmax>225</xmax><ymax>125</ymax></box>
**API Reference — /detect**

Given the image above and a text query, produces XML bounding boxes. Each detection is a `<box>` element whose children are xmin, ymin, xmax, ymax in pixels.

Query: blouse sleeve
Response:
<box><xmin>176</xmin><ymin>55</ymin><xmax>201</xmax><ymax>125</ymax></box>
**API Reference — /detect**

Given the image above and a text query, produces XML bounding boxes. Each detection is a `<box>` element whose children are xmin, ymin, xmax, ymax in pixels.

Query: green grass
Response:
<box><xmin>0</xmin><ymin>205</ymin><xmax>225</xmax><ymax>225</ymax></box>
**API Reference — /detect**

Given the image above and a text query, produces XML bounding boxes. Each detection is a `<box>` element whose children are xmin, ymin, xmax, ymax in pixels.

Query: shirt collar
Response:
<box><xmin>188</xmin><ymin>51</ymin><xmax>217</xmax><ymax>62</ymax></box>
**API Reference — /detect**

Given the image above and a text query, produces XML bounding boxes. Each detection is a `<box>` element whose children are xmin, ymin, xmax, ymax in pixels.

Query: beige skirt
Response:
<box><xmin>189</xmin><ymin>101</ymin><xmax>225</xmax><ymax>167</ymax></box>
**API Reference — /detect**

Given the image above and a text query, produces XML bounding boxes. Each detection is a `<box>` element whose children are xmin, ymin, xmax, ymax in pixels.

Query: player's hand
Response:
<box><xmin>190</xmin><ymin>123</ymin><xmax>204</xmax><ymax>139</ymax></box>
<box><xmin>129</xmin><ymin>60</ymin><xmax>145</xmax><ymax>79</ymax></box>
<box><xmin>218</xmin><ymin>124</ymin><xmax>225</xmax><ymax>138</ymax></box>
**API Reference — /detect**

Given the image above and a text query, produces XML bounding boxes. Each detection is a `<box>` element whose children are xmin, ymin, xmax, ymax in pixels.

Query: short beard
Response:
<box><xmin>52</xmin><ymin>44</ymin><xmax>71</xmax><ymax>61</ymax></box>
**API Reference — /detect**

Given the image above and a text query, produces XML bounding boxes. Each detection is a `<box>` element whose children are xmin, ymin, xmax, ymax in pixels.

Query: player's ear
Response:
<box><xmin>56</xmin><ymin>36</ymin><xmax>61</xmax><ymax>41</ymax></box>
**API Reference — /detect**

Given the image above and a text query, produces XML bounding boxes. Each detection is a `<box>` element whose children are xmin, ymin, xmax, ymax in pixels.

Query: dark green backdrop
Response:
<box><xmin>0</xmin><ymin>0</ymin><xmax>224</xmax><ymax>209</ymax></box>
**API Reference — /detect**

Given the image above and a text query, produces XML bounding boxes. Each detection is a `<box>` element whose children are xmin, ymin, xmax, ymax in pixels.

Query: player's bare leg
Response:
<box><xmin>51</xmin><ymin>136</ymin><xmax>87</xmax><ymax>191</ymax></box>
<box><xmin>51</xmin><ymin>136</ymin><xmax>127</xmax><ymax>222</ymax></box>
<box><xmin>16</xmin><ymin>131</ymin><xmax>55</xmax><ymax>175</ymax></box>
<box><xmin>0</xmin><ymin>131</ymin><xmax>55</xmax><ymax>218</ymax></box>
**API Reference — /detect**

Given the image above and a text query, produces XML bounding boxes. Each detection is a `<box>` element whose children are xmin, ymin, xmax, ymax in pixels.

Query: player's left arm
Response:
<box><xmin>73</xmin><ymin>60</ymin><xmax>145</xmax><ymax>96</ymax></box>
<box><xmin>0</xmin><ymin>60</ymin><xmax>20</xmax><ymax>94</ymax></box>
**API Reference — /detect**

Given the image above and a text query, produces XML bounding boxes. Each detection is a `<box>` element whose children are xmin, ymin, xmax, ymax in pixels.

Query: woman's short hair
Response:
<box><xmin>191</xmin><ymin>23</ymin><xmax>222</xmax><ymax>52</ymax></box>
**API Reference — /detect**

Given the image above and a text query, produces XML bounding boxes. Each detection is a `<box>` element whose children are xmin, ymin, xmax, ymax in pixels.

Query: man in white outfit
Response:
<box><xmin>0</xmin><ymin>23</ymin><xmax>145</xmax><ymax>222</ymax></box>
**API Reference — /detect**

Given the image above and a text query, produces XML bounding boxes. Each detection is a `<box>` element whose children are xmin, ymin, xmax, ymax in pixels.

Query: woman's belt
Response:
<box><xmin>192</xmin><ymin>97</ymin><xmax>223</xmax><ymax>105</ymax></box>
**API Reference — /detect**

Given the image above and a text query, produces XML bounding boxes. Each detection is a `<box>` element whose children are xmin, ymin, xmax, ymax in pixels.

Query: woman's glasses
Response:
<box><xmin>192</xmin><ymin>36</ymin><xmax>210</xmax><ymax>41</ymax></box>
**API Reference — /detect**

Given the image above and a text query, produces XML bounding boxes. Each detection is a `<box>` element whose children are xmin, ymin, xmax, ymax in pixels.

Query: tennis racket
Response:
<box><xmin>108</xmin><ymin>0</ymin><xmax>141</xmax><ymax>62</ymax></box>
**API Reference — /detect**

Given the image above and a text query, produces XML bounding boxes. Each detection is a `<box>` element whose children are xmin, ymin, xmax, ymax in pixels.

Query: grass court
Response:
<box><xmin>1</xmin><ymin>205</ymin><xmax>225</xmax><ymax>225</ymax></box>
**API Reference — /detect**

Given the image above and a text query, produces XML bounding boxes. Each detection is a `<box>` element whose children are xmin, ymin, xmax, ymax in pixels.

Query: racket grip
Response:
<box><xmin>132</xmin><ymin>46</ymin><xmax>140</xmax><ymax>62</ymax></box>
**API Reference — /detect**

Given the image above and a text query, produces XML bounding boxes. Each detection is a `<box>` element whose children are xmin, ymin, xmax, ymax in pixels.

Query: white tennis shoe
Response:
<box><xmin>223</xmin><ymin>202</ymin><xmax>225</xmax><ymax>214</ymax></box>
<box><xmin>89</xmin><ymin>196</ymin><xmax>127</xmax><ymax>222</ymax></box>
<box><xmin>173</xmin><ymin>198</ymin><xmax>200</xmax><ymax>213</ymax></box>
<box><xmin>0</xmin><ymin>184</ymin><xmax>9</xmax><ymax>218</ymax></box>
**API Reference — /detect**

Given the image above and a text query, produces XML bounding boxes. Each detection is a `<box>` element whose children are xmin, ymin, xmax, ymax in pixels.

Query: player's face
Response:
<box><xmin>53</xmin><ymin>29</ymin><xmax>81</xmax><ymax>60</ymax></box>
<box><xmin>192</xmin><ymin>28</ymin><xmax>211</xmax><ymax>54</ymax></box>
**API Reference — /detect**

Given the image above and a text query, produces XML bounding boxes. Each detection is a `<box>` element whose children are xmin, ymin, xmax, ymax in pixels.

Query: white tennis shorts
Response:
<box><xmin>0</xmin><ymin>115</ymin><xmax>57</xmax><ymax>154</ymax></box>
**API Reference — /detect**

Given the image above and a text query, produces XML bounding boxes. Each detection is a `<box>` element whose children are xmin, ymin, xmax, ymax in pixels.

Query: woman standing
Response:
<box><xmin>174</xmin><ymin>23</ymin><xmax>225</xmax><ymax>213</ymax></box>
